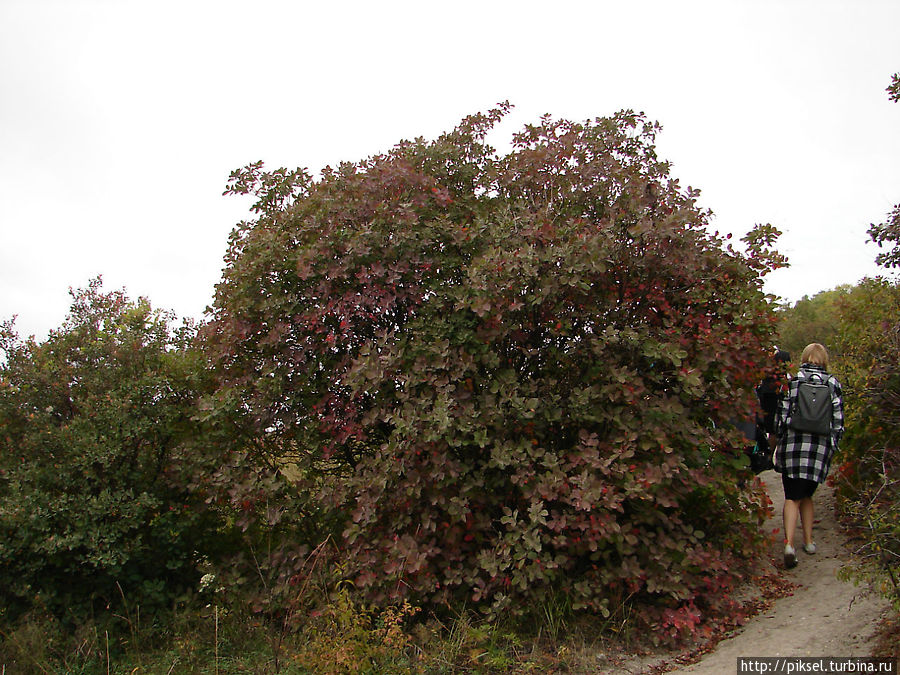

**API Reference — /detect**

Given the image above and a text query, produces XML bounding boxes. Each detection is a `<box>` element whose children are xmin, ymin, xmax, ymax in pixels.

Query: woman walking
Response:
<box><xmin>775</xmin><ymin>343</ymin><xmax>844</xmax><ymax>569</ymax></box>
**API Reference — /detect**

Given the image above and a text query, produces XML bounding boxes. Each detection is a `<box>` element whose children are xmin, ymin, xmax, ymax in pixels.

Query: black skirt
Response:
<box><xmin>782</xmin><ymin>474</ymin><xmax>819</xmax><ymax>501</ymax></box>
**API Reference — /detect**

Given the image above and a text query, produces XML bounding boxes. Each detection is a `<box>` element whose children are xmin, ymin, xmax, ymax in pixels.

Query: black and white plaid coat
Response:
<box><xmin>774</xmin><ymin>364</ymin><xmax>844</xmax><ymax>484</ymax></box>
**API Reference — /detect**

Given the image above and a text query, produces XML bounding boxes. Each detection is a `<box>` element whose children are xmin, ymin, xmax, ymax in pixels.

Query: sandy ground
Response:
<box><xmin>650</xmin><ymin>470</ymin><xmax>892</xmax><ymax>674</ymax></box>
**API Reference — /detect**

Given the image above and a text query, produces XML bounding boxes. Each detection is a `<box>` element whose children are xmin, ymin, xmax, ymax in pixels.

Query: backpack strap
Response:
<box><xmin>800</xmin><ymin>368</ymin><xmax>831</xmax><ymax>388</ymax></box>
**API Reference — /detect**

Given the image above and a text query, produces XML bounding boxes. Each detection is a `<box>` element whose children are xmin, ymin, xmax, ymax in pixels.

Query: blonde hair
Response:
<box><xmin>800</xmin><ymin>343</ymin><xmax>829</xmax><ymax>369</ymax></box>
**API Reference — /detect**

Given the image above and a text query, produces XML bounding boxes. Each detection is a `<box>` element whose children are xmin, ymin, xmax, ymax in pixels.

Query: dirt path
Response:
<box><xmin>590</xmin><ymin>470</ymin><xmax>892</xmax><ymax>674</ymax></box>
<box><xmin>657</xmin><ymin>470</ymin><xmax>891</xmax><ymax>673</ymax></box>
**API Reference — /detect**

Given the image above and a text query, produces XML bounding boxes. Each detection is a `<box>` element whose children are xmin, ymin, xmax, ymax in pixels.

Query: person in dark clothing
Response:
<box><xmin>746</xmin><ymin>349</ymin><xmax>791</xmax><ymax>473</ymax></box>
<box><xmin>774</xmin><ymin>343</ymin><xmax>843</xmax><ymax>569</ymax></box>
<box><xmin>757</xmin><ymin>349</ymin><xmax>791</xmax><ymax>449</ymax></box>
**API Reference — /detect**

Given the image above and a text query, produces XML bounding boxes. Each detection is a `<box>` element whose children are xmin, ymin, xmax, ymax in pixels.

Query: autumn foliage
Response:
<box><xmin>200</xmin><ymin>106</ymin><xmax>782</xmax><ymax>636</ymax></box>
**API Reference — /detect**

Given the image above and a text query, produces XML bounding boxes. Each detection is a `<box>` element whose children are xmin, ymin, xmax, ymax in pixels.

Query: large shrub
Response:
<box><xmin>833</xmin><ymin>319</ymin><xmax>900</xmax><ymax>612</ymax></box>
<box><xmin>827</xmin><ymin>279</ymin><xmax>900</xmax><ymax>611</ymax></box>
<box><xmin>831</xmin><ymin>72</ymin><xmax>900</xmax><ymax>614</ymax></box>
<box><xmin>0</xmin><ymin>280</ymin><xmax>220</xmax><ymax>622</ymax></box>
<box><xmin>203</xmin><ymin>107</ymin><xmax>782</xmax><ymax>637</ymax></box>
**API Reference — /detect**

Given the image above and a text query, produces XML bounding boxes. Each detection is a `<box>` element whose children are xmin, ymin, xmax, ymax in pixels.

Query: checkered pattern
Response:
<box><xmin>774</xmin><ymin>364</ymin><xmax>844</xmax><ymax>484</ymax></box>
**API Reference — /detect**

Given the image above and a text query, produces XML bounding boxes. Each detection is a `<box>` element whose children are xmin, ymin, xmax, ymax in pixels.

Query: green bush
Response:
<box><xmin>202</xmin><ymin>107</ymin><xmax>782</xmax><ymax>640</ymax></box>
<box><xmin>0</xmin><ymin>279</ymin><xmax>221</xmax><ymax>623</ymax></box>
<box><xmin>830</xmin><ymin>292</ymin><xmax>900</xmax><ymax>611</ymax></box>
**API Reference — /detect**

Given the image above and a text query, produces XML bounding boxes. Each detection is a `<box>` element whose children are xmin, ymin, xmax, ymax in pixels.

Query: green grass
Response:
<box><xmin>0</xmin><ymin>593</ymin><xmax>610</xmax><ymax>675</ymax></box>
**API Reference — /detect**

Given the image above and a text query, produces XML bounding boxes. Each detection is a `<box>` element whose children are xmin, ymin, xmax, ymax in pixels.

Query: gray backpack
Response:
<box><xmin>789</xmin><ymin>371</ymin><xmax>833</xmax><ymax>435</ymax></box>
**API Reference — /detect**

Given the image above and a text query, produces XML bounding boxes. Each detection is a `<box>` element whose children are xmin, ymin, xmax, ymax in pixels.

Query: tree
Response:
<box><xmin>0</xmin><ymin>279</ymin><xmax>220</xmax><ymax>622</ymax></box>
<box><xmin>202</xmin><ymin>107</ymin><xmax>783</xmax><ymax>639</ymax></box>
<box><xmin>888</xmin><ymin>72</ymin><xmax>900</xmax><ymax>102</ymax></box>
<box><xmin>775</xmin><ymin>285</ymin><xmax>851</xmax><ymax>360</ymax></box>
<box><xmin>870</xmin><ymin>205</ymin><xmax>900</xmax><ymax>270</ymax></box>
<box><xmin>868</xmin><ymin>73</ymin><xmax>900</xmax><ymax>269</ymax></box>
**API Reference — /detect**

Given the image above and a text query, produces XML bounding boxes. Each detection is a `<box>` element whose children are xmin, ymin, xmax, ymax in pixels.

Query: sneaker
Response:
<box><xmin>803</xmin><ymin>542</ymin><xmax>817</xmax><ymax>555</ymax></box>
<box><xmin>784</xmin><ymin>545</ymin><xmax>798</xmax><ymax>569</ymax></box>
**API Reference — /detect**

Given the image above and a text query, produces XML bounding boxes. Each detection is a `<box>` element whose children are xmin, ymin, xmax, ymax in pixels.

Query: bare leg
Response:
<box><xmin>782</xmin><ymin>498</ymin><xmax>800</xmax><ymax>568</ymax></box>
<box><xmin>799</xmin><ymin>497</ymin><xmax>815</xmax><ymax>548</ymax></box>
<box><xmin>783</xmin><ymin>499</ymin><xmax>800</xmax><ymax>547</ymax></box>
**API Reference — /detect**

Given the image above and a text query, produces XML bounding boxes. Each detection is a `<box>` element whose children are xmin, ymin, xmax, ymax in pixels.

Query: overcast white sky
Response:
<box><xmin>2</xmin><ymin>0</ymin><xmax>898</xmax><ymax>341</ymax></box>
